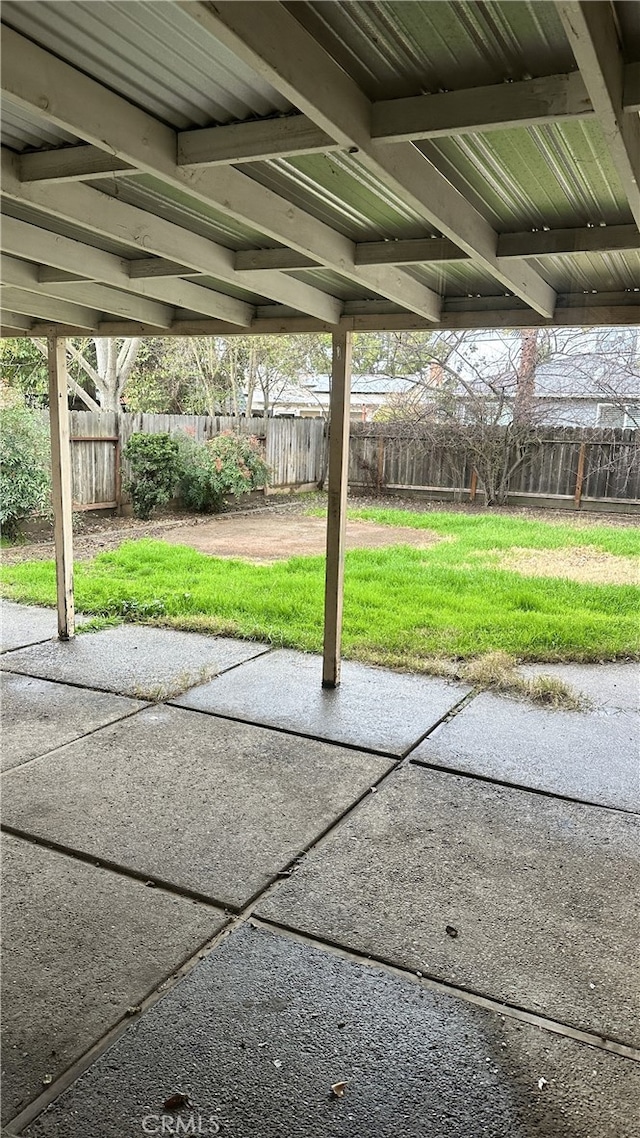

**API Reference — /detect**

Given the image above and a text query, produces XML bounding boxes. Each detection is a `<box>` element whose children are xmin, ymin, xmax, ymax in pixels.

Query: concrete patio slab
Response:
<box><xmin>1</xmin><ymin>833</ymin><xmax>226</xmax><ymax>1126</ymax></box>
<box><xmin>0</xmin><ymin>623</ymin><xmax>269</xmax><ymax>699</ymax></box>
<box><xmin>0</xmin><ymin>673</ymin><xmax>144</xmax><ymax>772</ymax></box>
<box><xmin>174</xmin><ymin>648</ymin><xmax>469</xmax><ymax>755</ymax></box>
<box><xmin>258</xmin><ymin>766</ymin><xmax>640</xmax><ymax>1045</ymax></box>
<box><xmin>519</xmin><ymin>662</ymin><xmax>640</xmax><ymax>712</ymax></box>
<box><xmin>0</xmin><ymin>602</ymin><xmax>85</xmax><ymax>653</ymax></box>
<box><xmin>410</xmin><ymin>692</ymin><xmax>639</xmax><ymax>810</ymax></box>
<box><xmin>1</xmin><ymin>706</ymin><xmax>391</xmax><ymax>909</ymax></box>
<box><xmin>23</xmin><ymin>923</ymin><xmax>639</xmax><ymax>1138</ymax></box>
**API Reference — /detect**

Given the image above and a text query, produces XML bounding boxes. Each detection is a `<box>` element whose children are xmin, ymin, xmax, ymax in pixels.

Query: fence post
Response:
<box><xmin>114</xmin><ymin>412</ymin><xmax>123</xmax><ymax>514</ymax></box>
<box><xmin>322</xmin><ymin>330</ymin><xmax>352</xmax><ymax>689</ymax></box>
<box><xmin>469</xmin><ymin>468</ymin><xmax>478</xmax><ymax>503</ymax></box>
<box><xmin>574</xmin><ymin>442</ymin><xmax>587</xmax><ymax>509</ymax></box>
<box><xmin>376</xmin><ymin>434</ymin><xmax>384</xmax><ymax>492</ymax></box>
<box><xmin>47</xmin><ymin>336</ymin><xmax>75</xmax><ymax>640</ymax></box>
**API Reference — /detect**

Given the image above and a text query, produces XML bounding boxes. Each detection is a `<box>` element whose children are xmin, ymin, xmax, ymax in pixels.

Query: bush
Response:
<box><xmin>176</xmin><ymin>430</ymin><xmax>269</xmax><ymax>513</ymax></box>
<box><xmin>0</xmin><ymin>404</ymin><xmax>50</xmax><ymax>537</ymax></box>
<box><xmin>124</xmin><ymin>432</ymin><xmax>180</xmax><ymax>520</ymax></box>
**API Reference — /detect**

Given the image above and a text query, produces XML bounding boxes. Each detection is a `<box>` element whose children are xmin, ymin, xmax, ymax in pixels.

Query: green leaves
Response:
<box><xmin>0</xmin><ymin>403</ymin><xmax>51</xmax><ymax>536</ymax></box>
<box><xmin>123</xmin><ymin>432</ymin><xmax>180</xmax><ymax>520</ymax></box>
<box><xmin>175</xmin><ymin>430</ymin><xmax>269</xmax><ymax>513</ymax></box>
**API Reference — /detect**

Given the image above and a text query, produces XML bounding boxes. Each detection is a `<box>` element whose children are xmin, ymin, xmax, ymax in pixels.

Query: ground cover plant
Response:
<box><xmin>2</xmin><ymin>509</ymin><xmax>638</xmax><ymax>694</ymax></box>
<box><xmin>0</xmin><ymin>402</ymin><xmax>50</xmax><ymax>537</ymax></box>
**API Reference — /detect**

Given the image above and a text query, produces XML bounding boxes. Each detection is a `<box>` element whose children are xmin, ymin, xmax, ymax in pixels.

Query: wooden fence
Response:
<box><xmin>59</xmin><ymin>413</ymin><xmax>638</xmax><ymax>513</ymax></box>
<box><xmin>349</xmin><ymin>424</ymin><xmax>640</xmax><ymax>511</ymax></box>
<box><xmin>65</xmin><ymin>412</ymin><xmax>327</xmax><ymax>509</ymax></box>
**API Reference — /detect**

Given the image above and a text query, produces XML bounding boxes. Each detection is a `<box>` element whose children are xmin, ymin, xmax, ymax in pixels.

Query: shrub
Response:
<box><xmin>0</xmin><ymin>403</ymin><xmax>50</xmax><ymax>537</ymax></box>
<box><xmin>176</xmin><ymin>430</ymin><xmax>269</xmax><ymax>513</ymax></box>
<box><xmin>124</xmin><ymin>432</ymin><xmax>180</xmax><ymax>520</ymax></box>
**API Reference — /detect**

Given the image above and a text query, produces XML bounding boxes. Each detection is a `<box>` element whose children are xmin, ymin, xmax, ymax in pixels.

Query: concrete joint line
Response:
<box><xmin>249</xmin><ymin>917</ymin><xmax>640</xmax><ymax>1062</ymax></box>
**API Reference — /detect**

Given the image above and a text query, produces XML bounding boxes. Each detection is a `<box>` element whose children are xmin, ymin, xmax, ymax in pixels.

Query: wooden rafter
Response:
<box><xmin>0</xmin><ymin>25</ymin><xmax>440</xmax><ymax>321</ymax></box>
<box><xmin>181</xmin><ymin>0</ymin><xmax>556</xmax><ymax>318</ymax></box>
<box><xmin>557</xmin><ymin>1</ymin><xmax>640</xmax><ymax>228</ymax></box>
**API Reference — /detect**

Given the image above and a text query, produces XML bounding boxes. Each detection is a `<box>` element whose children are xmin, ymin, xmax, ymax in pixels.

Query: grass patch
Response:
<box><xmin>2</xmin><ymin>511</ymin><xmax>638</xmax><ymax>703</ymax></box>
<box><xmin>76</xmin><ymin>615</ymin><xmax>122</xmax><ymax>635</ymax></box>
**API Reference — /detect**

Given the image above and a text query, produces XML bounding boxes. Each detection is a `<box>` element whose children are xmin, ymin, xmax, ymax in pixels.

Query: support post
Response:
<box><xmin>47</xmin><ymin>336</ymin><xmax>75</xmax><ymax>639</ymax></box>
<box><xmin>322</xmin><ymin>330</ymin><xmax>352</xmax><ymax>688</ymax></box>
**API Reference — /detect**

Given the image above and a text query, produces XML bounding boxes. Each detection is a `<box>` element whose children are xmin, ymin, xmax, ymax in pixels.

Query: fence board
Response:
<box><xmin>57</xmin><ymin>413</ymin><xmax>639</xmax><ymax>513</ymax></box>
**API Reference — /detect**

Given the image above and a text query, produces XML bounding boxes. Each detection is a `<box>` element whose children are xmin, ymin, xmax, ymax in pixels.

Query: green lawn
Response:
<box><xmin>2</xmin><ymin>507</ymin><xmax>639</xmax><ymax>670</ymax></box>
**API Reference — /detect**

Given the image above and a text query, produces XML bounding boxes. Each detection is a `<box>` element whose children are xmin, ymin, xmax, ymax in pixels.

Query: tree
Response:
<box><xmin>1</xmin><ymin>336</ymin><xmax>144</xmax><ymax>412</ymax></box>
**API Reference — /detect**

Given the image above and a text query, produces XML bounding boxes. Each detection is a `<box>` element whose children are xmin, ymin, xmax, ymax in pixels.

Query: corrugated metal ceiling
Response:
<box><xmin>418</xmin><ymin>120</ymin><xmax>631</xmax><ymax>231</ymax></box>
<box><xmin>1</xmin><ymin>0</ymin><xmax>290</xmax><ymax>132</ymax></box>
<box><xmin>244</xmin><ymin>153</ymin><xmax>437</xmax><ymax>242</ymax></box>
<box><xmin>93</xmin><ymin>176</ymin><xmax>272</xmax><ymax>251</ymax></box>
<box><xmin>0</xmin><ymin>0</ymin><xmax>637</xmax><ymax>331</ymax></box>
<box><xmin>1</xmin><ymin>97</ymin><xmax>78</xmax><ymax>151</ymax></box>
<box><xmin>286</xmin><ymin>1</ymin><xmax>575</xmax><ymax>99</ymax></box>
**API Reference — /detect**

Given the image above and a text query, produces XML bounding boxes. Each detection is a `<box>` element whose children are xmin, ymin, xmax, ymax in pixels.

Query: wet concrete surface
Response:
<box><xmin>258</xmin><ymin>765</ymin><xmax>640</xmax><ymax>1045</ymax></box>
<box><xmin>2</xmin><ymin>605</ymin><xmax>638</xmax><ymax>1135</ymax></box>
<box><xmin>0</xmin><ymin>673</ymin><xmax>144</xmax><ymax>771</ymax></box>
<box><xmin>23</xmin><ymin>923</ymin><xmax>640</xmax><ymax>1138</ymax></box>
<box><xmin>174</xmin><ymin>648</ymin><xmax>469</xmax><ymax>756</ymax></box>
<box><xmin>0</xmin><ymin>603</ymin><xmax>85</xmax><ymax>653</ymax></box>
<box><xmin>0</xmin><ymin>834</ymin><xmax>226</xmax><ymax>1125</ymax></box>
<box><xmin>0</xmin><ymin>624</ymin><xmax>269</xmax><ymax>699</ymax></box>
<box><xmin>1</xmin><ymin>705</ymin><xmax>391</xmax><ymax>909</ymax></box>
<box><xmin>411</xmin><ymin>690</ymin><xmax>639</xmax><ymax>810</ymax></box>
<box><xmin>519</xmin><ymin>662</ymin><xmax>640</xmax><ymax>712</ymax></box>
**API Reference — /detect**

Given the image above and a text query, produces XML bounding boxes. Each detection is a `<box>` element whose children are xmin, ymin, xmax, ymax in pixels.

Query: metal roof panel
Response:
<box><xmin>287</xmin><ymin>1</ymin><xmax>575</xmax><ymax>99</ymax></box>
<box><xmin>1</xmin><ymin>0</ymin><xmax>291</xmax><ymax>130</ymax></box>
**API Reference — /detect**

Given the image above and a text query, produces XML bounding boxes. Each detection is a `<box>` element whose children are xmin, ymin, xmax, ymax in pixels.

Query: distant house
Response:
<box><xmin>252</xmin><ymin>355</ymin><xmax>640</xmax><ymax>429</ymax></box>
<box><xmin>531</xmin><ymin>357</ymin><xmax>640</xmax><ymax>428</ymax></box>
<box><xmin>250</xmin><ymin>373</ymin><xmax>421</xmax><ymax>421</ymax></box>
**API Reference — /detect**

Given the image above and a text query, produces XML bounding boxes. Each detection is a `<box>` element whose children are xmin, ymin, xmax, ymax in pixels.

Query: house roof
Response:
<box><xmin>1</xmin><ymin>1</ymin><xmax>639</xmax><ymax>338</ymax></box>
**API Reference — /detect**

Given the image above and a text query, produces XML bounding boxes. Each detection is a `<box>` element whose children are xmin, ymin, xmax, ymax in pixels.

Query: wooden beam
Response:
<box><xmin>2</xmin><ymin>150</ymin><xmax>341</xmax><ymax>323</ymax></box>
<box><xmin>1</xmin><ymin>254</ymin><xmax>173</xmax><ymax>327</ymax></box>
<box><xmin>0</xmin><ymin>28</ymin><xmax>439</xmax><ymax>321</ymax></box>
<box><xmin>0</xmin><ymin>309</ymin><xmax>32</xmax><ymax>332</ymax></box>
<box><xmin>496</xmin><ymin>223</ymin><xmax>640</xmax><ymax>258</ymax></box>
<box><xmin>557</xmin><ymin>2</ymin><xmax>640</xmax><ymax>227</ymax></box>
<box><xmin>355</xmin><ymin>238</ymin><xmax>465</xmax><ymax>266</ymax></box>
<box><xmin>235</xmin><ymin>248</ymin><xmax>317</xmax><ymax>272</ymax></box>
<box><xmin>371</xmin><ymin>71</ymin><xmax>593</xmax><ymax>141</ymax></box>
<box><xmin>178</xmin><ymin>115</ymin><xmax>336</xmax><ymax>166</ymax></box>
<box><xmin>47</xmin><ymin>336</ymin><xmax>75</xmax><ymax>640</ymax></box>
<box><xmin>322</xmin><ymin>329</ymin><xmax>352</xmax><ymax>689</ymax></box>
<box><xmin>184</xmin><ymin>1</ymin><xmax>555</xmax><ymax>318</ymax></box>
<box><xmin>0</xmin><ymin>286</ymin><xmax>100</xmax><ymax>329</ymax></box>
<box><xmin>128</xmin><ymin>259</ymin><xmax>203</xmax><ymax>279</ymax></box>
<box><xmin>625</xmin><ymin>61</ymin><xmax>640</xmax><ymax>113</ymax></box>
<box><xmin>39</xmin><ymin>267</ymin><xmax>92</xmax><ymax>284</ymax></box>
<box><xmin>15</xmin><ymin>64</ymin><xmax>640</xmax><ymax>186</ymax></box>
<box><xmin>26</xmin><ymin>294</ymin><xmax>640</xmax><ymax>342</ymax></box>
<box><xmin>20</xmin><ymin>144</ymin><xmax>133</xmax><ymax>183</ymax></box>
<box><xmin>236</xmin><ymin>225</ymin><xmax>640</xmax><ymax>270</ymax></box>
<box><xmin>0</xmin><ymin>213</ymin><xmax>254</xmax><ymax>326</ymax></box>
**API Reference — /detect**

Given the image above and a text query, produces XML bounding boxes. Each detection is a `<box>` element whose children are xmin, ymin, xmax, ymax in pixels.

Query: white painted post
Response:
<box><xmin>322</xmin><ymin>329</ymin><xmax>352</xmax><ymax>688</ymax></box>
<box><xmin>47</xmin><ymin>335</ymin><xmax>75</xmax><ymax>639</ymax></box>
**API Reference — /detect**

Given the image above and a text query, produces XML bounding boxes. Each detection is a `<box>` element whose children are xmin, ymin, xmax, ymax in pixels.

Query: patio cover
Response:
<box><xmin>1</xmin><ymin>0</ymin><xmax>639</xmax><ymax>679</ymax></box>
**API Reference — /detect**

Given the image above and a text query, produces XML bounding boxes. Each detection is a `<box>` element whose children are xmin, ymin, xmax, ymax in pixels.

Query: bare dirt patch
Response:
<box><xmin>496</xmin><ymin>546</ymin><xmax>639</xmax><ymax>586</ymax></box>
<box><xmin>2</xmin><ymin>509</ymin><xmax>445</xmax><ymax>565</ymax></box>
<box><xmin>160</xmin><ymin>513</ymin><xmax>445</xmax><ymax>561</ymax></box>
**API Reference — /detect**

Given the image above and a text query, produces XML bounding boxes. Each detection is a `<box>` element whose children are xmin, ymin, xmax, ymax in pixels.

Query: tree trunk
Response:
<box><xmin>513</xmin><ymin>328</ymin><xmax>538</xmax><ymax>426</ymax></box>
